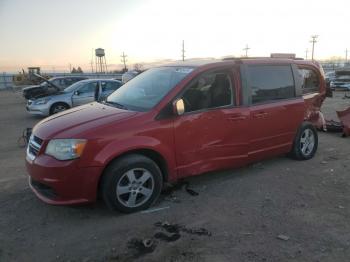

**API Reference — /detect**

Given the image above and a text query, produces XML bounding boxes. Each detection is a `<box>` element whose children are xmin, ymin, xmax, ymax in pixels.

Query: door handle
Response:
<box><xmin>227</xmin><ymin>116</ymin><xmax>247</xmax><ymax>121</ymax></box>
<box><xmin>253</xmin><ymin>112</ymin><xmax>268</xmax><ymax>119</ymax></box>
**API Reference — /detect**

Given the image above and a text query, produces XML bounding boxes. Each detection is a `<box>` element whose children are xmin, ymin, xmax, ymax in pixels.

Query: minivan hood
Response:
<box><xmin>33</xmin><ymin>102</ymin><xmax>138</xmax><ymax>139</ymax></box>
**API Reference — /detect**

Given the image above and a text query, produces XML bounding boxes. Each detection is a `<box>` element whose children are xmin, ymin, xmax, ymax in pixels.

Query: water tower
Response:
<box><xmin>95</xmin><ymin>48</ymin><xmax>108</xmax><ymax>73</ymax></box>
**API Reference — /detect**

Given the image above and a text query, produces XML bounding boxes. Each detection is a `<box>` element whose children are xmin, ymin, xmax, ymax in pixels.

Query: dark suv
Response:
<box><xmin>26</xmin><ymin>58</ymin><xmax>327</xmax><ymax>213</ymax></box>
<box><xmin>22</xmin><ymin>76</ymin><xmax>88</xmax><ymax>99</ymax></box>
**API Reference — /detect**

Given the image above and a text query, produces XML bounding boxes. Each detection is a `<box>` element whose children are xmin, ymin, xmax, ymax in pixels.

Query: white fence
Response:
<box><xmin>0</xmin><ymin>73</ymin><xmax>122</xmax><ymax>90</ymax></box>
<box><xmin>0</xmin><ymin>73</ymin><xmax>13</xmax><ymax>89</ymax></box>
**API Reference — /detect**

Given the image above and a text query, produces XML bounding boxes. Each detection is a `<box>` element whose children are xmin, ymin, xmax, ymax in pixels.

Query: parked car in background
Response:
<box><xmin>22</xmin><ymin>76</ymin><xmax>88</xmax><ymax>99</ymax></box>
<box><xmin>26</xmin><ymin>79</ymin><xmax>122</xmax><ymax>116</ymax></box>
<box><xmin>26</xmin><ymin>58</ymin><xmax>327</xmax><ymax>213</ymax></box>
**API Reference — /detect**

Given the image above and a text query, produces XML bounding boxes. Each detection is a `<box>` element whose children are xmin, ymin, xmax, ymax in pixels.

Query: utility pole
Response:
<box><xmin>305</xmin><ymin>49</ymin><xmax>308</xmax><ymax>60</ymax></box>
<box><xmin>243</xmin><ymin>44</ymin><xmax>250</xmax><ymax>57</ymax></box>
<box><xmin>69</xmin><ymin>63</ymin><xmax>72</xmax><ymax>73</ymax></box>
<box><xmin>310</xmin><ymin>35</ymin><xmax>318</xmax><ymax>61</ymax></box>
<box><xmin>181</xmin><ymin>40</ymin><xmax>185</xmax><ymax>61</ymax></box>
<box><xmin>120</xmin><ymin>52</ymin><xmax>128</xmax><ymax>71</ymax></box>
<box><xmin>346</xmin><ymin>48</ymin><xmax>348</xmax><ymax>63</ymax></box>
<box><xmin>90</xmin><ymin>48</ymin><xmax>94</xmax><ymax>73</ymax></box>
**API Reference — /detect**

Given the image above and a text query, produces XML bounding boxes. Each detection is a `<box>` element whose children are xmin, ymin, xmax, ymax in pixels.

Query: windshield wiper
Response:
<box><xmin>103</xmin><ymin>100</ymin><xmax>128</xmax><ymax>110</ymax></box>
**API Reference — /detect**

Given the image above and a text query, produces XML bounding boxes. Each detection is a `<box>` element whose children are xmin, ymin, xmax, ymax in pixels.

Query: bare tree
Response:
<box><xmin>133</xmin><ymin>63</ymin><xmax>143</xmax><ymax>72</ymax></box>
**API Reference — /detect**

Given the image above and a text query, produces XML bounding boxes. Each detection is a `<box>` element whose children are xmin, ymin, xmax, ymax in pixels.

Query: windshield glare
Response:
<box><xmin>107</xmin><ymin>67</ymin><xmax>193</xmax><ymax>111</ymax></box>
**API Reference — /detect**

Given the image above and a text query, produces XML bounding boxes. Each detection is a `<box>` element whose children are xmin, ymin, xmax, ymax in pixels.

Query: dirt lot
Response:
<box><xmin>0</xmin><ymin>89</ymin><xmax>349</xmax><ymax>262</ymax></box>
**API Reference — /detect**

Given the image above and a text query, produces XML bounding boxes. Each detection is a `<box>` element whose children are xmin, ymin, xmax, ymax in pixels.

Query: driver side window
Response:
<box><xmin>182</xmin><ymin>71</ymin><xmax>233</xmax><ymax>113</ymax></box>
<box><xmin>79</xmin><ymin>82</ymin><xmax>98</xmax><ymax>94</ymax></box>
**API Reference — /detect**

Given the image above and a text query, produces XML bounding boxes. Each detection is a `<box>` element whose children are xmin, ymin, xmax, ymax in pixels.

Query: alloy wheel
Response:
<box><xmin>116</xmin><ymin>168</ymin><xmax>154</xmax><ymax>208</ymax></box>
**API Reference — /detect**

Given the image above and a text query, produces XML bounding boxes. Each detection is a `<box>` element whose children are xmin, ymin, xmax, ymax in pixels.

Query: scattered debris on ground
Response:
<box><xmin>17</xmin><ymin>127</ymin><xmax>32</xmax><ymax>148</ymax></box>
<box><xmin>154</xmin><ymin>221</ymin><xmax>212</xmax><ymax>236</ymax></box>
<box><xmin>337</xmin><ymin>107</ymin><xmax>350</xmax><ymax>136</ymax></box>
<box><xmin>162</xmin><ymin>180</ymin><xmax>199</xmax><ymax>198</ymax></box>
<box><xmin>122</xmin><ymin>222</ymin><xmax>211</xmax><ymax>259</ymax></box>
<box><xmin>127</xmin><ymin>238</ymin><xmax>157</xmax><ymax>257</ymax></box>
<box><xmin>153</xmin><ymin>232</ymin><xmax>181</xmax><ymax>242</ymax></box>
<box><xmin>277</xmin><ymin>234</ymin><xmax>290</xmax><ymax>241</ymax></box>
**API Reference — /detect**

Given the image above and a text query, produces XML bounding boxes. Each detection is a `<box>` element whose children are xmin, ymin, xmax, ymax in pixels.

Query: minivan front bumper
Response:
<box><xmin>26</xmin><ymin>153</ymin><xmax>103</xmax><ymax>205</ymax></box>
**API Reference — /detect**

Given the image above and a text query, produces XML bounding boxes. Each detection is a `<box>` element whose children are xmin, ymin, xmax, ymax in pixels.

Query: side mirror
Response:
<box><xmin>173</xmin><ymin>98</ymin><xmax>185</xmax><ymax>115</ymax></box>
<box><xmin>74</xmin><ymin>90</ymin><xmax>80</xmax><ymax>96</ymax></box>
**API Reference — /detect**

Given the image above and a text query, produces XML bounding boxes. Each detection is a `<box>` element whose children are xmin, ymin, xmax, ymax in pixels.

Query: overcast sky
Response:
<box><xmin>0</xmin><ymin>0</ymin><xmax>349</xmax><ymax>72</ymax></box>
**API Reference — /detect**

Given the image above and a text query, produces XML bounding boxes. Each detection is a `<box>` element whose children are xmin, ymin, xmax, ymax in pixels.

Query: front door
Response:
<box><xmin>173</xmin><ymin>69</ymin><xmax>250</xmax><ymax>177</ymax></box>
<box><xmin>72</xmin><ymin>81</ymin><xmax>99</xmax><ymax>106</ymax></box>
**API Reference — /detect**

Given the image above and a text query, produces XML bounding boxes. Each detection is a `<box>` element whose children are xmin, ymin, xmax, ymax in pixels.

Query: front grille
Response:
<box><xmin>30</xmin><ymin>178</ymin><xmax>57</xmax><ymax>199</ymax></box>
<box><xmin>27</xmin><ymin>135</ymin><xmax>43</xmax><ymax>159</ymax></box>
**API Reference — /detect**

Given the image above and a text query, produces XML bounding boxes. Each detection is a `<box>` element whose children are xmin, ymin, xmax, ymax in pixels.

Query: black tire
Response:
<box><xmin>101</xmin><ymin>154</ymin><xmax>163</xmax><ymax>213</ymax></box>
<box><xmin>290</xmin><ymin>122</ymin><xmax>318</xmax><ymax>160</ymax></box>
<box><xmin>50</xmin><ymin>102</ymin><xmax>69</xmax><ymax>115</ymax></box>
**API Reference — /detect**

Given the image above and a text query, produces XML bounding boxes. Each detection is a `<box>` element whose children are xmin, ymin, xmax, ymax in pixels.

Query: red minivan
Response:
<box><xmin>26</xmin><ymin>58</ymin><xmax>327</xmax><ymax>213</ymax></box>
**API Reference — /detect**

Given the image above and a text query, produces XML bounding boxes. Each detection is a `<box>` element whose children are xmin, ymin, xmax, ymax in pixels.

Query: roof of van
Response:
<box><xmin>163</xmin><ymin>58</ymin><xmax>320</xmax><ymax>68</ymax></box>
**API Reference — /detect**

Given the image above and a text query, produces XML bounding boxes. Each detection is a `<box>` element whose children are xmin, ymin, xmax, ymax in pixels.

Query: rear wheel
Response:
<box><xmin>290</xmin><ymin>122</ymin><xmax>318</xmax><ymax>160</ymax></box>
<box><xmin>50</xmin><ymin>103</ymin><xmax>69</xmax><ymax>115</ymax></box>
<box><xmin>101</xmin><ymin>154</ymin><xmax>163</xmax><ymax>213</ymax></box>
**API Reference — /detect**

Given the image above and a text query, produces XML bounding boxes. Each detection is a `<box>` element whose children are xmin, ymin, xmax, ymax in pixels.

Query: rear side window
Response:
<box><xmin>298</xmin><ymin>68</ymin><xmax>319</xmax><ymax>94</ymax></box>
<box><xmin>246</xmin><ymin>65</ymin><xmax>295</xmax><ymax>104</ymax></box>
<box><xmin>79</xmin><ymin>82</ymin><xmax>98</xmax><ymax>94</ymax></box>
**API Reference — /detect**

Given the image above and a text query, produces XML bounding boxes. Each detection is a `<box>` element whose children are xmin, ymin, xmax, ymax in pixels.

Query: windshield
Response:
<box><xmin>106</xmin><ymin>67</ymin><xmax>193</xmax><ymax>111</ymax></box>
<box><xmin>64</xmin><ymin>81</ymin><xmax>86</xmax><ymax>93</ymax></box>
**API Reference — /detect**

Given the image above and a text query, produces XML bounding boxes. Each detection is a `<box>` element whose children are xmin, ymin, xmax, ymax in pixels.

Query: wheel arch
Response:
<box><xmin>97</xmin><ymin>148</ymin><xmax>170</xmax><ymax>198</ymax></box>
<box><xmin>49</xmin><ymin>101</ymin><xmax>70</xmax><ymax>114</ymax></box>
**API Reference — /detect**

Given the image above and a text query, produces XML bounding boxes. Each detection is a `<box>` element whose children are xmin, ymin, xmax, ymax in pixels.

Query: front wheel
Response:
<box><xmin>101</xmin><ymin>154</ymin><xmax>163</xmax><ymax>213</ymax></box>
<box><xmin>290</xmin><ymin>122</ymin><xmax>318</xmax><ymax>160</ymax></box>
<box><xmin>50</xmin><ymin>103</ymin><xmax>69</xmax><ymax>115</ymax></box>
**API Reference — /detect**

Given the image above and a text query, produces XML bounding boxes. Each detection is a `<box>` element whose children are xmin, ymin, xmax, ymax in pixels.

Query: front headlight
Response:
<box><xmin>45</xmin><ymin>139</ymin><xmax>87</xmax><ymax>160</ymax></box>
<box><xmin>34</xmin><ymin>98</ymin><xmax>51</xmax><ymax>105</ymax></box>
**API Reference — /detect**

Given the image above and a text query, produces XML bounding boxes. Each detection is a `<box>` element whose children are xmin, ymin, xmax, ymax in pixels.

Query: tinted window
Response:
<box><xmin>101</xmin><ymin>81</ymin><xmax>121</xmax><ymax>92</ymax></box>
<box><xmin>182</xmin><ymin>72</ymin><xmax>233</xmax><ymax>113</ymax></box>
<box><xmin>298</xmin><ymin>68</ymin><xmax>319</xmax><ymax>94</ymax></box>
<box><xmin>78</xmin><ymin>82</ymin><xmax>98</xmax><ymax>94</ymax></box>
<box><xmin>247</xmin><ymin>65</ymin><xmax>295</xmax><ymax>104</ymax></box>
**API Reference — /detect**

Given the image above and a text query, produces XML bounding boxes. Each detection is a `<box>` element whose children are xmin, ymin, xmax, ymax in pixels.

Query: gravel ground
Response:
<box><xmin>0</xmin><ymin>89</ymin><xmax>349</xmax><ymax>262</ymax></box>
